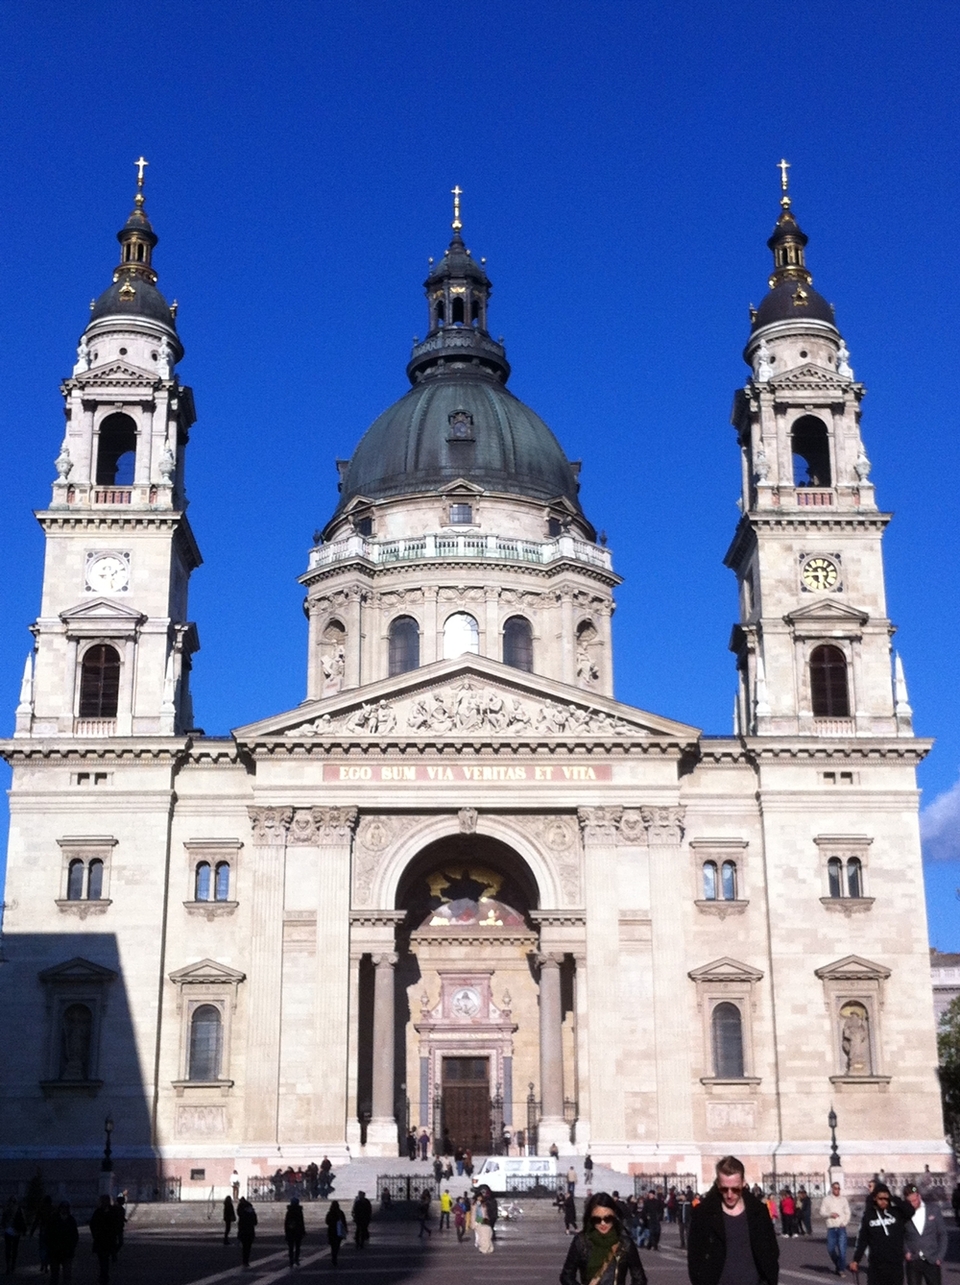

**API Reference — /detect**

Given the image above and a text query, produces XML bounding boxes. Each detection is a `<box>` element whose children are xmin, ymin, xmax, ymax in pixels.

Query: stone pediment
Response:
<box><xmin>73</xmin><ymin>361</ymin><xmax>158</xmax><ymax>387</ymax></box>
<box><xmin>688</xmin><ymin>957</ymin><xmax>764</xmax><ymax>984</ymax></box>
<box><xmin>234</xmin><ymin>654</ymin><xmax>700</xmax><ymax>747</ymax></box>
<box><xmin>38</xmin><ymin>957</ymin><xmax>118</xmax><ymax>985</ymax></box>
<box><xmin>784</xmin><ymin>599</ymin><xmax>869</xmax><ymax>630</ymax></box>
<box><xmin>768</xmin><ymin>362</ymin><xmax>851</xmax><ymax>392</ymax></box>
<box><xmin>814</xmin><ymin>954</ymin><xmax>890</xmax><ymax>982</ymax></box>
<box><xmin>60</xmin><ymin>598</ymin><xmax>146</xmax><ymax>623</ymax></box>
<box><xmin>168</xmin><ymin>958</ymin><xmax>246</xmax><ymax>986</ymax></box>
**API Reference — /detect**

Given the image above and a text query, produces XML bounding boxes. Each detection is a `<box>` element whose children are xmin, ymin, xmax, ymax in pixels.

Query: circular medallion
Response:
<box><xmin>451</xmin><ymin>987</ymin><xmax>481</xmax><ymax>1018</ymax></box>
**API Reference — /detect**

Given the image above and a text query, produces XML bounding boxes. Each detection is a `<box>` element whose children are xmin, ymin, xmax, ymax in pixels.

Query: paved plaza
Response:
<box><xmin>4</xmin><ymin>1213</ymin><xmax>959</xmax><ymax>1285</ymax></box>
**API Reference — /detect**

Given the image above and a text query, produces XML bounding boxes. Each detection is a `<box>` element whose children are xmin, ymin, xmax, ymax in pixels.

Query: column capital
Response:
<box><xmin>372</xmin><ymin>951</ymin><xmax>399</xmax><ymax>969</ymax></box>
<box><xmin>536</xmin><ymin>950</ymin><xmax>564</xmax><ymax>970</ymax></box>
<box><xmin>248</xmin><ymin>806</ymin><xmax>293</xmax><ymax>844</ymax></box>
<box><xmin>577</xmin><ymin>805</ymin><xmax>623</xmax><ymax>844</ymax></box>
<box><xmin>312</xmin><ymin>806</ymin><xmax>359</xmax><ymax>844</ymax></box>
<box><xmin>640</xmin><ymin>805</ymin><xmax>686</xmax><ymax>846</ymax></box>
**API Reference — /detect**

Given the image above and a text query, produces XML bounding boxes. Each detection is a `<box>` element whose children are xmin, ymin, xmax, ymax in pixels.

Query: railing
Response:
<box><xmin>505</xmin><ymin>1174</ymin><xmax>565</xmax><ymax>1198</ymax></box>
<box><xmin>842</xmin><ymin>1171</ymin><xmax>951</xmax><ymax>1198</ymax></box>
<box><xmin>761</xmin><ymin>1171</ymin><xmax>827</xmax><ymax>1197</ymax></box>
<box><xmin>247</xmin><ymin>1175</ymin><xmax>326</xmax><ymax>1202</ymax></box>
<box><xmin>633</xmin><ymin>1174</ymin><xmax>699</xmax><ymax>1198</ymax></box>
<box><xmin>795</xmin><ymin>489</ymin><xmax>834</xmax><ymax>506</ymax></box>
<box><xmin>126</xmin><ymin>1177</ymin><xmax>181</xmax><ymax>1203</ymax></box>
<box><xmin>813</xmin><ymin>717</ymin><xmax>856</xmax><ymax>736</ymax></box>
<box><xmin>74</xmin><ymin>719</ymin><xmax>117</xmax><ymax>737</ymax></box>
<box><xmin>308</xmin><ymin>531</ymin><xmax>613</xmax><ymax>574</ymax></box>
<box><xmin>376</xmin><ymin>1174</ymin><xmax>439</xmax><ymax>1202</ymax></box>
<box><xmin>93</xmin><ymin>487</ymin><xmax>133</xmax><ymax>504</ymax></box>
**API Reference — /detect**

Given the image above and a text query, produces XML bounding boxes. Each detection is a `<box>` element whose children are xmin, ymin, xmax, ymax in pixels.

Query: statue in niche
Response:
<box><xmin>837</xmin><ymin>340</ymin><xmax>854</xmax><ymax>379</ymax></box>
<box><xmin>320</xmin><ymin>621</ymin><xmax>347</xmax><ymax>695</ymax></box>
<box><xmin>840</xmin><ymin>1002</ymin><xmax>871</xmax><ymax>1075</ymax></box>
<box><xmin>755</xmin><ymin>339</ymin><xmax>774</xmax><ymax>382</ymax></box>
<box><xmin>575</xmin><ymin>621</ymin><xmax>600</xmax><ymax>688</ymax></box>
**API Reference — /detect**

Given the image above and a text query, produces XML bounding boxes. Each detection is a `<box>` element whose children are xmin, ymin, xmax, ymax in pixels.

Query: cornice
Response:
<box><xmin>743</xmin><ymin>736</ymin><xmax>932</xmax><ymax>764</ymax></box>
<box><xmin>299</xmin><ymin>556</ymin><xmax>621</xmax><ymax>592</ymax></box>
<box><xmin>241</xmin><ymin>737</ymin><xmax>686</xmax><ymax>759</ymax></box>
<box><xmin>0</xmin><ymin>737</ymin><xmax>191</xmax><ymax>765</ymax></box>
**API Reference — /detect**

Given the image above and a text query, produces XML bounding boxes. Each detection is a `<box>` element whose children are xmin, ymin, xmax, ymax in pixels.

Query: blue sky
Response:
<box><xmin>1</xmin><ymin>0</ymin><xmax>959</xmax><ymax>947</ymax></box>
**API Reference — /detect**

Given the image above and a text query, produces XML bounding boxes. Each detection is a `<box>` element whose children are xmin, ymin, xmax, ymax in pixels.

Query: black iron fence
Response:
<box><xmin>842</xmin><ymin>1172</ymin><xmax>951</xmax><ymax>1199</ymax></box>
<box><xmin>633</xmin><ymin>1174</ymin><xmax>699</xmax><ymax>1198</ymax></box>
<box><xmin>761</xmin><ymin>1172</ymin><xmax>827</xmax><ymax>1197</ymax></box>
<box><xmin>376</xmin><ymin>1174</ymin><xmax>440</xmax><ymax>1202</ymax></box>
<box><xmin>505</xmin><ymin>1174</ymin><xmax>565</xmax><ymax>1198</ymax></box>
<box><xmin>126</xmin><ymin>1177</ymin><xmax>182</xmax><ymax>1203</ymax></box>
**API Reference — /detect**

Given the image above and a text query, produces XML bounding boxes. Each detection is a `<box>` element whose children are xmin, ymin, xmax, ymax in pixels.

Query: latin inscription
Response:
<box><xmin>323</xmin><ymin>762</ymin><xmax>611</xmax><ymax>783</ymax></box>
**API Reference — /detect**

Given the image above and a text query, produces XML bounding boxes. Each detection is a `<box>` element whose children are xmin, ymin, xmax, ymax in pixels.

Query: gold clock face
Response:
<box><xmin>801</xmin><ymin>556</ymin><xmax>839</xmax><ymax>592</ymax></box>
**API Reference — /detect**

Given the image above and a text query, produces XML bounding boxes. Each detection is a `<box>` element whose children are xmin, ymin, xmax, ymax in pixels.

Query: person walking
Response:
<box><xmin>780</xmin><ymin>1189</ymin><xmax>796</xmax><ymax>1238</ymax></box>
<box><xmin>454</xmin><ymin>1195</ymin><xmax>467</xmax><ymax>1242</ymax></box>
<box><xmin>236</xmin><ymin>1196</ymin><xmax>258</xmax><ymax>1269</ymax></box>
<box><xmin>851</xmin><ymin>1182</ymin><xmax>910</xmax><ymax>1285</ymax></box>
<box><xmin>46</xmin><ymin>1203</ymin><xmax>78</xmax><ymax>1285</ymax></box>
<box><xmin>3</xmin><ymin>1198</ymin><xmax>27</xmax><ymax>1276</ymax></box>
<box><xmin>819</xmin><ymin>1181</ymin><xmax>851</xmax><ymax>1276</ymax></box>
<box><xmin>284</xmin><ymin>1196</ymin><xmax>306</xmax><ymax>1269</ymax></box>
<box><xmin>473</xmin><ymin>1189</ymin><xmax>494</xmax><ymax>1255</ymax></box>
<box><xmin>222</xmin><ymin>1194</ymin><xmax>236</xmax><ymax>1244</ymax></box>
<box><xmin>677</xmin><ymin>1189</ymin><xmax>693</xmax><ymax>1251</ymax></box>
<box><xmin>418</xmin><ymin>1130</ymin><xmax>430</xmax><ymax>1161</ymax></box>
<box><xmin>796</xmin><ymin>1189</ymin><xmax>812</xmax><ymax>1237</ymax></box>
<box><xmin>688</xmin><ymin>1155</ymin><xmax>779</xmax><ymax>1285</ymax></box>
<box><xmin>318</xmin><ymin>1157</ymin><xmax>334</xmax><ymax>1199</ymax></box>
<box><xmin>326</xmin><ymin>1201</ymin><xmax>346</xmax><ymax>1266</ymax></box>
<box><xmin>560</xmin><ymin>1191</ymin><xmax>647</xmax><ymax>1285</ymax></box>
<box><xmin>109</xmin><ymin>1195</ymin><xmax>125</xmax><ymax>1263</ymax></box>
<box><xmin>407</xmin><ymin>1130</ymin><xmax>417</xmax><ymax>1161</ymax></box>
<box><xmin>352</xmin><ymin>1191</ymin><xmax>372</xmax><ymax>1248</ymax></box>
<box><xmin>564</xmin><ymin>1192</ymin><xmax>579</xmax><ymax>1235</ymax></box>
<box><xmin>584</xmin><ymin>1153</ymin><xmax>594</xmax><ymax>1186</ymax></box>
<box><xmin>29</xmin><ymin>1193</ymin><xmax>54</xmax><ymax>1275</ymax></box>
<box><xmin>439</xmin><ymin>1189</ymin><xmax>452</xmax><ymax>1231</ymax></box>
<box><xmin>231</xmin><ymin>1169</ymin><xmax>241</xmax><ymax>1201</ymax></box>
<box><xmin>903</xmin><ymin>1182</ymin><xmax>949</xmax><ymax>1285</ymax></box>
<box><xmin>568</xmin><ymin>1166</ymin><xmax>578</xmax><ymax>1196</ymax></box>
<box><xmin>88</xmin><ymin>1195</ymin><xmax>116</xmax><ymax>1285</ymax></box>
<box><xmin>642</xmin><ymin>1191</ymin><xmax>662</xmax><ymax>1252</ymax></box>
<box><xmin>417</xmin><ymin>1189</ymin><xmax>432</xmax><ymax>1239</ymax></box>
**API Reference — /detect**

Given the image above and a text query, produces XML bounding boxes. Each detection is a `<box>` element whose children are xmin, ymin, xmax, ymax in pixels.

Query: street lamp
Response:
<box><xmin>828</xmin><ymin>1107</ymin><xmax>841</xmax><ymax>1168</ymax></box>
<box><xmin>102</xmin><ymin>1115</ymin><xmax>114</xmax><ymax>1173</ymax></box>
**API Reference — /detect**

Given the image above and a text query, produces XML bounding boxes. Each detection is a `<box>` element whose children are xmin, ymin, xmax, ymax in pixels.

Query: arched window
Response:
<box><xmin>78</xmin><ymin>645</ymin><xmax>121</xmax><ymax>719</ymax></box>
<box><xmin>195</xmin><ymin>862</ymin><xmax>212</xmax><ymax>901</ymax></box>
<box><xmin>712</xmin><ymin>1002</ymin><xmax>744</xmax><ymax>1078</ymax></box>
<box><xmin>827</xmin><ymin>857</ymin><xmax>843</xmax><ymax>898</ymax></box>
<box><xmin>388</xmin><ymin>616</ymin><xmax>420</xmax><ymax>676</ymax></box>
<box><xmin>215</xmin><ymin>862</ymin><xmax>231</xmax><ymax>902</ymax></box>
<box><xmin>87</xmin><ymin>859</ymin><xmax>104</xmax><ymax>901</ymax></box>
<box><xmin>791</xmin><ymin>415</ymin><xmax>831</xmax><ymax>487</ymax></box>
<box><xmin>435</xmin><ymin>303</ymin><xmax>445</xmax><ymax>327</ymax></box>
<box><xmin>471</xmin><ymin>299</ymin><xmax>480</xmax><ymax>324</ymax></box>
<box><xmin>847</xmin><ymin>857</ymin><xmax>863</xmax><ymax>899</ymax></box>
<box><xmin>59</xmin><ymin>1003</ymin><xmax>93</xmax><ymax>1080</ymax></box>
<box><xmin>188</xmin><ymin>1004</ymin><xmax>222</xmax><ymax>1081</ymax></box>
<box><xmin>702</xmin><ymin>861</ymin><xmax>718</xmax><ymax>901</ymax></box>
<box><xmin>721</xmin><ymin>860</ymin><xmax>737</xmax><ymax>901</ymax></box>
<box><xmin>67</xmin><ymin>859</ymin><xmax>85</xmax><ymax>901</ymax></box>
<box><xmin>810</xmin><ymin>644</ymin><xmax>850</xmax><ymax>717</ymax></box>
<box><xmin>443</xmin><ymin>612</ymin><xmax>479</xmax><ymax>659</ymax></box>
<box><xmin>452</xmin><ymin>297</ymin><xmax>465</xmax><ymax>324</ymax></box>
<box><xmin>503</xmin><ymin>616</ymin><xmax>534</xmax><ymax>672</ymax></box>
<box><xmin>96</xmin><ymin>412</ymin><xmax>137</xmax><ymax>485</ymax></box>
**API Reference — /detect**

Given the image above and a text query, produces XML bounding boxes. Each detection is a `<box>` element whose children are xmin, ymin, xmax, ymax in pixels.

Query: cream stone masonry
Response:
<box><xmin>0</xmin><ymin>172</ymin><xmax>948</xmax><ymax>1192</ymax></box>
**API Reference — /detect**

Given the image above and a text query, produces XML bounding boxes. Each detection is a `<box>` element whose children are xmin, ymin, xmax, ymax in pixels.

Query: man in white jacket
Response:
<box><xmin>819</xmin><ymin>1181</ymin><xmax>851</xmax><ymax>1276</ymax></box>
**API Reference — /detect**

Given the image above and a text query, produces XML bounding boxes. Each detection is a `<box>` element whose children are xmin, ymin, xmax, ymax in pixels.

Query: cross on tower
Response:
<box><xmin>451</xmin><ymin>184</ymin><xmax>463</xmax><ymax>232</ymax></box>
<box><xmin>777</xmin><ymin>158</ymin><xmax>790</xmax><ymax>192</ymax></box>
<box><xmin>134</xmin><ymin>156</ymin><xmax>149</xmax><ymax>187</ymax></box>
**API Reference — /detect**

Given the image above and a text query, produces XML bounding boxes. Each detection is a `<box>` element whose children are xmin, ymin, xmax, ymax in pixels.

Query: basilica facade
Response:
<box><xmin>0</xmin><ymin>169</ymin><xmax>948</xmax><ymax>1191</ymax></box>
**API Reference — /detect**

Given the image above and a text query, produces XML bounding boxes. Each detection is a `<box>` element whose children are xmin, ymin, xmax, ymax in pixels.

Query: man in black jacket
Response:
<box><xmin>851</xmin><ymin>1183</ymin><xmax>911</xmax><ymax>1285</ymax></box>
<box><xmin>688</xmin><ymin>1156</ymin><xmax>779</xmax><ymax>1285</ymax></box>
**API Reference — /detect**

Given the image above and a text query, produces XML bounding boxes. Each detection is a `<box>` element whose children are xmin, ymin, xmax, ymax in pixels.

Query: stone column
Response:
<box><xmin>536</xmin><ymin>951</ymin><xmax>567</xmax><ymax>1149</ymax></box>
<box><xmin>312</xmin><ymin>807</ymin><xmax>357</xmax><ymax>1141</ymax></box>
<box><xmin>578</xmin><ymin>807</ymin><xmax>626</xmax><ymax>1148</ymax></box>
<box><xmin>559</xmin><ymin>591</ymin><xmax>576</xmax><ymax>685</ymax></box>
<box><xmin>422</xmin><ymin>586</ymin><xmax>438</xmax><ymax>666</ymax></box>
<box><xmin>244</xmin><ymin>806</ymin><xmax>291</xmax><ymax>1143</ymax></box>
<box><xmin>643</xmin><ymin>806</ymin><xmax>694</xmax><ymax>1142</ymax></box>
<box><xmin>367</xmin><ymin>950</ymin><xmax>398</xmax><ymax>1150</ymax></box>
<box><xmin>572</xmin><ymin>950</ymin><xmax>591</xmax><ymax>1146</ymax></box>
<box><xmin>345</xmin><ymin>589</ymin><xmax>362</xmax><ymax>690</ymax></box>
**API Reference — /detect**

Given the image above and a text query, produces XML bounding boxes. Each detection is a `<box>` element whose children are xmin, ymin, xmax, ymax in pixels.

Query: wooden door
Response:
<box><xmin>442</xmin><ymin>1057</ymin><xmax>490</xmax><ymax>1152</ymax></box>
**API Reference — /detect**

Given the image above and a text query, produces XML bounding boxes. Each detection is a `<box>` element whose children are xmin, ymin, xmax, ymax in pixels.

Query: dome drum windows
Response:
<box><xmin>502</xmin><ymin>616</ymin><xmax>533</xmax><ymax>672</ymax></box>
<box><xmin>443</xmin><ymin>612</ymin><xmax>480</xmax><ymax>659</ymax></box>
<box><xmin>388</xmin><ymin>615</ymin><xmax>420</xmax><ymax>676</ymax></box>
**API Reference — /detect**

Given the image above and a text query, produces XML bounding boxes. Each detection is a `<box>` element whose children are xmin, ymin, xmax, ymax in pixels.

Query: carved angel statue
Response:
<box><xmin>576</xmin><ymin>646</ymin><xmax>599</xmax><ymax>686</ymax></box>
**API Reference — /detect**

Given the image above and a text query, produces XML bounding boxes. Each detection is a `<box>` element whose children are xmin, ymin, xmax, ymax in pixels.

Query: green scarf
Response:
<box><xmin>585</xmin><ymin>1226</ymin><xmax>619</xmax><ymax>1281</ymax></box>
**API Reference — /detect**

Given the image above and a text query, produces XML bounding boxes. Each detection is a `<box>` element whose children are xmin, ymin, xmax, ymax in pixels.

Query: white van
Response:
<box><xmin>471</xmin><ymin>1156</ymin><xmax>558</xmax><ymax>1194</ymax></box>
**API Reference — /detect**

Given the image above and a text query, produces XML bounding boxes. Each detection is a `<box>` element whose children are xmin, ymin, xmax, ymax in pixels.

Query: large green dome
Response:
<box><xmin>333</xmin><ymin>369</ymin><xmax>583</xmax><ymax>518</ymax></box>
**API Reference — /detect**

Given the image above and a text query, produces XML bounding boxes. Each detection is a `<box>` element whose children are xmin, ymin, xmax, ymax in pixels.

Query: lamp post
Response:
<box><xmin>828</xmin><ymin>1107</ymin><xmax>841</xmax><ymax>1169</ymax></box>
<box><xmin>99</xmin><ymin>1114</ymin><xmax>115</xmax><ymax>1197</ymax></box>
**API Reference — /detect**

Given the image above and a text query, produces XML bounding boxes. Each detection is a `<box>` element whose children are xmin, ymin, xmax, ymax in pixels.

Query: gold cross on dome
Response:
<box><xmin>451</xmin><ymin>184</ymin><xmax>463</xmax><ymax>232</ymax></box>
<box><xmin>777</xmin><ymin>158</ymin><xmax>790</xmax><ymax>192</ymax></box>
<box><xmin>134</xmin><ymin>156</ymin><xmax>149</xmax><ymax>187</ymax></box>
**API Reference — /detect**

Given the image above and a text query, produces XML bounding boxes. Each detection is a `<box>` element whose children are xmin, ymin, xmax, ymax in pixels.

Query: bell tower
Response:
<box><xmin>725</xmin><ymin>162</ymin><xmax>911</xmax><ymax>738</ymax></box>
<box><xmin>17</xmin><ymin>160</ymin><xmax>201</xmax><ymax>740</ymax></box>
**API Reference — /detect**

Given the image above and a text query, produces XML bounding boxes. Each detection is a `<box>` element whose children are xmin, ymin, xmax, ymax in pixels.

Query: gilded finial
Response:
<box><xmin>133</xmin><ymin>156</ymin><xmax>149</xmax><ymax>210</ymax></box>
<box><xmin>451</xmin><ymin>184</ymin><xmax>463</xmax><ymax>233</ymax></box>
<box><xmin>777</xmin><ymin>157</ymin><xmax>791</xmax><ymax>209</ymax></box>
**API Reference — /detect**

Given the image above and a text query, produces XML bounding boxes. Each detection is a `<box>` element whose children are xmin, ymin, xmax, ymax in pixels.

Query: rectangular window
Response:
<box><xmin>449</xmin><ymin>504</ymin><xmax>473</xmax><ymax>525</ymax></box>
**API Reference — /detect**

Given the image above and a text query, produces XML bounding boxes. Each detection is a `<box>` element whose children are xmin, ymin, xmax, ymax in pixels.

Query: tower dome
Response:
<box><xmin>750</xmin><ymin>161</ymin><xmax>837</xmax><ymax>332</ymax></box>
<box><xmin>329</xmin><ymin>192</ymin><xmax>586</xmax><ymax>530</ymax></box>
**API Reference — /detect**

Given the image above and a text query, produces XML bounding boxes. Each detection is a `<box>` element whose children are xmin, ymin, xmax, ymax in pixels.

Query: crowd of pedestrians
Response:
<box><xmin>3</xmin><ymin>1191</ymin><xmax>125</xmax><ymax>1284</ymax></box>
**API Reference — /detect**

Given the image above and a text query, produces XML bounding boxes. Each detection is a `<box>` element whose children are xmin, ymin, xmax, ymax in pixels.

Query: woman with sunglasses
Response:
<box><xmin>560</xmin><ymin>1192</ymin><xmax>647</xmax><ymax>1285</ymax></box>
